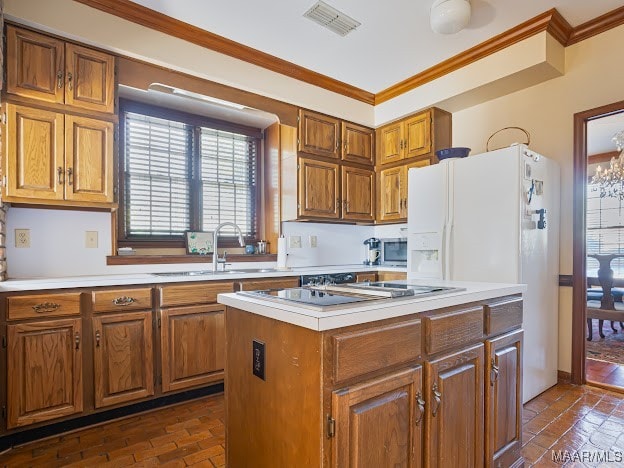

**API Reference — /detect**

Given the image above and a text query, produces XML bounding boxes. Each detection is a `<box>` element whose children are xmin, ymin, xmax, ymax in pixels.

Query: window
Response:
<box><xmin>119</xmin><ymin>101</ymin><xmax>260</xmax><ymax>247</ymax></box>
<box><xmin>587</xmin><ymin>182</ymin><xmax>624</xmax><ymax>277</ymax></box>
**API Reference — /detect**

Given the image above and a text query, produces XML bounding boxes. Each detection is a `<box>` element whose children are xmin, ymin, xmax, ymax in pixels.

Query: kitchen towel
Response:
<box><xmin>276</xmin><ymin>236</ymin><xmax>288</xmax><ymax>270</ymax></box>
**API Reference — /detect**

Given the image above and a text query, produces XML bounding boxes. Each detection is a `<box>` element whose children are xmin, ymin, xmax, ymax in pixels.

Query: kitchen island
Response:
<box><xmin>218</xmin><ymin>281</ymin><xmax>526</xmax><ymax>468</ymax></box>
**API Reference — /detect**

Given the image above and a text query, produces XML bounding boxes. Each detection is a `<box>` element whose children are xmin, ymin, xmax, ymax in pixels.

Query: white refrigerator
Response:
<box><xmin>407</xmin><ymin>144</ymin><xmax>560</xmax><ymax>403</ymax></box>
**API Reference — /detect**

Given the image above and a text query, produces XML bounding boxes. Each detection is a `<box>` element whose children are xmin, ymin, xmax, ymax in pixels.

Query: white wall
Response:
<box><xmin>281</xmin><ymin>222</ymin><xmax>374</xmax><ymax>267</ymax></box>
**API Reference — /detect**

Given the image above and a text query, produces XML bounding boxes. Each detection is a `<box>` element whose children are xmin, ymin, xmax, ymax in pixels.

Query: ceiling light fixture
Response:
<box><xmin>592</xmin><ymin>130</ymin><xmax>624</xmax><ymax>200</ymax></box>
<box><xmin>430</xmin><ymin>0</ymin><xmax>471</xmax><ymax>35</ymax></box>
<box><xmin>148</xmin><ymin>83</ymin><xmax>246</xmax><ymax>110</ymax></box>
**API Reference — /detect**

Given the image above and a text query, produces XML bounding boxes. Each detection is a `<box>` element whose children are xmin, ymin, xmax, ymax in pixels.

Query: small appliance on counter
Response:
<box><xmin>363</xmin><ymin>238</ymin><xmax>381</xmax><ymax>266</ymax></box>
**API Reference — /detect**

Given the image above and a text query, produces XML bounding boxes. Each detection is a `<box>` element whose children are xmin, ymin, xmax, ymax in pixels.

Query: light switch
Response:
<box><xmin>309</xmin><ymin>235</ymin><xmax>317</xmax><ymax>248</ymax></box>
<box><xmin>289</xmin><ymin>236</ymin><xmax>302</xmax><ymax>248</ymax></box>
<box><xmin>85</xmin><ymin>231</ymin><xmax>98</xmax><ymax>248</ymax></box>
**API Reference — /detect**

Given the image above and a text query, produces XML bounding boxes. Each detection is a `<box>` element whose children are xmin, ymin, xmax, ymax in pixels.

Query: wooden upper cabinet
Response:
<box><xmin>404</xmin><ymin>111</ymin><xmax>432</xmax><ymax>159</ymax></box>
<box><xmin>377</xmin><ymin>122</ymin><xmax>403</xmax><ymax>165</ymax></box>
<box><xmin>485</xmin><ymin>330</ymin><xmax>523</xmax><ymax>468</ymax></box>
<box><xmin>7</xmin><ymin>318</ymin><xmax>83</xmax><ymax>428</ymax></box>
<box><xmin>160</xmin><ymin>304</ymin><xmax>225</xmax><ymax>393</ymax></box>
<box><xmin>378</xmin><ymin>166</ymin><xmax>404</xmax><ymax>222</ymax></box>
<box><xmin>298</xmin><ymin>157</ymin><xmax>340</xmax><ymax>219</ymax></box>
<box><xmin>342</xmin><ymin>166</ymin><xmax>374</xmax><ymax>222</ymax></box>
<box><xmin>298</xmin><ymin>109</ymin><xmax>340</xmax><ymax>159</ymax></box>
<box><xmin>93</xmin><ymin>311</ymin><xmax>154</xmax><ymax>408</ymax></box>
<box><xmin>64</xmin><ymin>115</ymin><xmax>114</xmax><ymax>203</ymax></box>
<box><xmin>341</xmin><ymin>122</ymin><xmax>374</xmax><ymax>165</ymax></box>
<box><xmin>5</xmin><ymin>103</ymin><xmax>64</xmax><ymax>200</ymax></box>
<box><xmin>6</xmin><ymin>26</ymin><xmax>65</xmax><ymax>104</ymax></box>
<box><xmin>425</xmin><ymin>343</ymin><xmax>485</xmax><ymax>468</ymax></box>
<box><xmin>65</xmin><ymin>43</ymin><xmax>115</xmax><ymax>114</ymax></box>
<box><xmin>6</xmin><ymin>25</ymin><xmax>115</xmax><ymax>114</ymax></box>
<box><xmin>332</xmin><ymin>366</ymin><xmax>423</xmax><ymax>468</ymax></box>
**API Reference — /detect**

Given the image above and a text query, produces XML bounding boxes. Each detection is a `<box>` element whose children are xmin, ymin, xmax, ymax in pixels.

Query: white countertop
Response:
<box><xmin>0</xmin><ymin>264</ymin><xmax>406</xmax><ymax>292</ymax></box>
<box><xmin>217</xmin><ymin>280</ymin><xmax>526</xmax><ymax>331</ymax></box>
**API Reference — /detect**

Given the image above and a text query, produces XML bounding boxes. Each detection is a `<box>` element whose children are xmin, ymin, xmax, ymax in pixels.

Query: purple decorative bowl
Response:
<box><xmin>435</xmin><ymin>147</ymin><xmax>471</xmax><ymax>160</ymax></box>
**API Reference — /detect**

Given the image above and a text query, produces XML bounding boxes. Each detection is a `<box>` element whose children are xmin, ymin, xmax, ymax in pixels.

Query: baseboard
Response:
<box><xmin>558</xmin><ymin>370</ymin><xmax>572</xmax><ymax>382</ymax></box>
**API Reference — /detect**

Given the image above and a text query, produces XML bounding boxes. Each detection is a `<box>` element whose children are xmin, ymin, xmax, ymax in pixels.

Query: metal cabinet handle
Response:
<box><xmin>67</xmin><ymin>168</ymin><xmax>73</xmax><ymax>186</ymax></box>
<box><xmin>67</xmin><ymin>72</ymin><xmax>73</xmax><ymax>90</ymax></box>
<box><xmin>95</xmin><ymin>330</ymin><xmax>101</xmax><ymax>347</ymax></box>
<box><xmin>343</xmin><ymin>140</ymin><xmax>348</xmax><ymax>152</ymax></box>
<box><xmin>336</xmin><ymin>198</ymin><xmax>341</xmax><ymax>209</ymax></box>
<box><xmin>57</xmin><ymin>71</ymin><xmax>64</xmax><ymax>89</ymax></box>
<box><xmin>343</xmin><ymin>199</ymin><xmax>349</xmax><ymax>211</ymax></box>
<box><xmin>57</xmin><ymin>167</ymin><xmax>64</xmax><ymax>185</ymax></box>
<box><xmin>415</xmin><ymin>391</ymin><xmax>425</xmax><ymax>425</ymax></box>
<box><xmin>32</xmin><ymin>302</ymin><xmax>61</xmax><ymax>313</ymax></box>
<box><xmin>335</xmin><ymin>138</ymin><xmax>340</xmax><ymax>151</ymax></box>
<box><xmin>431</xmin><ymin>382</ymin><xmax>442</xmax><ymax>417</ymax></box>
<box><xmin>112</xmin><ymin>296</ymin><xmax>136</xmax><ymax>306</ymax></box>
<box><xmin>399</xmin><ymin>140</ymin><xmax>404</xmax><ymax>150</ymax></box>
<box><xmin>491</xmin><ymin>358</ymin><xmax>500</xmax><ymax>386</ymax></box>
<box><xmin>75</xmin><ymin>332</ymin><xmax>80</xmax><ymax>350</ymax></box>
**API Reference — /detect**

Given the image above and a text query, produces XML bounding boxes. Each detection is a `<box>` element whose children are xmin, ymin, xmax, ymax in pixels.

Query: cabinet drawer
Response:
<box><xmin>7</xmin><ymin>293</ymin><xmax>81</xmax><ymax>320</ymax></box>
<box><xmin>92</xmin><ymin>288</ymin><xmax>153</xmax><ymax>313</ymax></box>
<box><xmin>424</xmin><ymin>306</ymin><xmax>484</xmax><ymax>355</ymax></box>
<box><xmin>355</xmin><ymin>272</ymin><xmax>377</xmax><ymax>283</ymax></box>
<box><xmin>236</xmin><ymin>278</ymin><xmax>299</xmax><ymax>291</ymax></box>
<box><xmin>485</xmin><ymin>297</ymin><xmax>523</xmax><ymax>336</ymax></box>
<box><xmin>159</xmin><ymin>282</ymin><xmax>234</xmax><ymax>307</ymax></box>
<box><xmin>332</xmin><ymin>319</ymin><xmax>421</xmax><ymax>384</ymax></box>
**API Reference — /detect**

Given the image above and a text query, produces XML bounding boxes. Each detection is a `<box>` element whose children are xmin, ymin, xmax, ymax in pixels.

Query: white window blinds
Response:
<box><xmin>587</xmin><ymin>183</ymin><xmax>624</xmax><ymax>276</ymax></box>
<box><xmin>124</xmin><ymin>112</ymin><xmax>191</xmax><ymax>237</ymax></box>
<box><xmin>121</xmin><ymin>107</ymin><xmax>259</xmax><ymax>242</ymax></box>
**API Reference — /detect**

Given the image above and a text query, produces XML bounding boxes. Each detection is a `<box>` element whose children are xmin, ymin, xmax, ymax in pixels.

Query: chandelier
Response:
<box><xmin>592</xmin><ymin>130</ymin><xmax>624</xmax><ymax>200</ymax></box>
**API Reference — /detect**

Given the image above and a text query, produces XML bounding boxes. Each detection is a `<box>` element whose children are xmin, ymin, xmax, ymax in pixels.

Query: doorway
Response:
<box><xmin>572</xmin><ymin>100</ymin><xmax>624</xmax><ymax>387</ymax></box>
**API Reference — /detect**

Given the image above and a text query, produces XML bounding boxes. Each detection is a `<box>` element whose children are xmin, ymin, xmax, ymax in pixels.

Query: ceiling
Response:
<box><xmin>127</xmin><ymin>0</ymin><xmax>622</xmax><ymax>93</ymax></box>
<box><xmin>587</xmin><ymin>112</ymin><xmax>624</xmax><ymax>156</ymax></box>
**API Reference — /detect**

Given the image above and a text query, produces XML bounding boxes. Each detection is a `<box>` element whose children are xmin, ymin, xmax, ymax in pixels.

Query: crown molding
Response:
<box><xmin>71</xmin><ymin>1</ymin><xmax>624</xmax><ymax>107</ymax></box>
<box><xmin>567</xmin><ymin>6</ymin><xmax>624</xmax><ymax>46</ymax></box>
<box><xmin>374</xmin><ymin>9</ymin><xmax>571</xmax><ymax>105</ymax></box>
<box><xmin>588</xmin><ymin>151</ymin><xmax>620</xmax><ymax>165</ymax></box>
<box><xmin>72</xmin><ymin>0</ymin><xmax>375</xmax><ymax>105</ymax></box>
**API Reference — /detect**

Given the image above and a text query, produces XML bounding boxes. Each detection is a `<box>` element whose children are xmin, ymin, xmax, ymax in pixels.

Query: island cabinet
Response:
<box><xmin>225</xmin><ymin>294</ymin><xmax>524</xmax><ymax>468</ymax></box>
<box><xmin>157</xmin><ymin>282</ymin><xmax>234</xmax><ymax>392</ymax></box>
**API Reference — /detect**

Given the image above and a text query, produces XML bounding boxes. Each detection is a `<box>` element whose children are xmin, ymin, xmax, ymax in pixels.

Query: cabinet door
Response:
<box><xmin>5</xmin><ymin>104</ymin><xmax>64</xmax><ymax>200</ymax></box>
<box><xmin>332</xmin><ymin>367</ymin><xmax>423</xmax><ymax>468</ymax></box>
<box><xmin>6</xmin><ymin>26</ymin><xmax>65</xmax><ymax>104</ymax></box>
<box><xmin>7</xmin><ymin>318</ymin><xmax>83</xmax><ymax>428</ymax></box>
<box><xmin>342</xmin><ymin>166</ymin><xmax>374</xmax><ymax>221</ymax></box>
<box><xmin>93</xmin><ymin>311</ymin><xmax>154</xmax><ymax>408</ymax></box>
<box><xmin>160</xmin><ymin>304</ymin><xmax>225</xmax><ymax>392</ymax></box>
<box><xmin>404</xmin><ymin>112</ymin><xmax>431</xmax><ymax>159</ymax></box>
<box><xmin>378</xmin><ymin>166</ymin><xmax>404</xmax><ymax>222</ymax></box>
<box><xmin>298</xmin><ymin>157</ymin><xmax>340</xmax><ymax>219</ymax></box>
<box><xmin>425</xmin><ymin>343</ymin><xmax>484</xmax><ymax>468</ymax></box>
<box><xmin>402</xmin><ymin>159</ymin><xmax>432</xmax><ymax>219</ymax></box>
<box><xmin>65</xmin><ymin>43</ymin><xmax>115</xmax><ymax>113</ymax></box>
<box><xmin>298</xmin><ymin>109</ymin><xmax>340</xmax><ymax>159</ymax></box>
<box><xmin>485</xmin><ymin>330</ymin><xmax>523</xmax><ymax>468</ymax></box>
<box><xmin>377</xmin><ymin>122</ymin><xmax>403</xmax><ymax>165</ymax></box>
<box><xmin>341</xmin><ymin>122</ymin><xmax>374</xmax><ymax>165</ymax></box>
<box><xmin>64</xmin><ymin>115</ymin><xmax>114</xmax><ymax>203</ymax></box>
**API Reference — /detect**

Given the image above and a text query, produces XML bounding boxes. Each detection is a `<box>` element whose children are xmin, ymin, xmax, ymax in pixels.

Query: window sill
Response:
<box><xmin>106</xmin><ymin>254</ymin><xmax>277</xmax><ymax>266</ymax></box>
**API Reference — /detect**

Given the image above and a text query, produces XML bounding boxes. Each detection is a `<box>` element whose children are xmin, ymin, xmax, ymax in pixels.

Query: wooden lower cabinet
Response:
<box><xmin>485</xmin><ymin>330</ymin><xmax>523</xmax><ymax>468</ymax></box>
<box><xmin>425</xmin><ymin>343</ymin><xmax>485</xmax><ymax>468</ymax></box>
<box><xmin>93</xmin><ymin>311</ymin><xmax>154</xmax><ymax>408</ymax></box>
<box><xmin>160</xmin><ymin>304</ymin><xmax>225</xmax><ymax>392</ymax></box>
<box><xmin>332</xmin><ymin>366</ymin><xmax>423</xmax><ymax>468</ymax></box>
<box><xmin>7</xmin><ymin>318</ymin><xmax>83</xmax><ymax>428</ymax></box>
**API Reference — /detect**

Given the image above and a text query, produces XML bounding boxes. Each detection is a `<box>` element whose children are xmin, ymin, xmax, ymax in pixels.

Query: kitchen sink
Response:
<box><xmin>151</xmin><ymin>270</ymin><xmax>242</xmax><ymax>277</ymax></box>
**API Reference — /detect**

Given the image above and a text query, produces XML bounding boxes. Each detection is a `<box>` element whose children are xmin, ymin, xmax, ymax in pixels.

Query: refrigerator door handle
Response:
<box><xmin>440</xmin><ymin>223</ymin><xmax>447</xmax><ymax>280</ymax></box>
<box><xmin>445</xmin><ymin>221</ymin><xmax>453</xmax><ymax>280</ymax></box>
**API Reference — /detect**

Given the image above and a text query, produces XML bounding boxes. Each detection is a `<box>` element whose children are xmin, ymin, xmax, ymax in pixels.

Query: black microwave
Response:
<box><xmin>380</xmin><ymin>238</ymin><xmax>407</xmax><ymax>266</ymax></box>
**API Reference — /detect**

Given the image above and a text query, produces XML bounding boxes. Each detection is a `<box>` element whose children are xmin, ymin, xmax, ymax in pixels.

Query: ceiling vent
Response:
<box><xmin>303</xmin><ymin>1</ymin><xmax>361</xmax><ymax>37</ymax></box>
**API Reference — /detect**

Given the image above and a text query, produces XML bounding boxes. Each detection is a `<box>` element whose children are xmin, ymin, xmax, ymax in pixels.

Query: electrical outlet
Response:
<box><xmin>289</xmin><ymin>235</ymin><xmax>302</xmax><ymax>248</ymax></box>
<box><xmin>15</xmin><ymin>229</ymin><xmax>30</xmax><ymax>248</ymax></box>
<box><xmin>85</xmin><ymin>231</ymin><xmax>98</xmax><ymax>248</ymax></box>
<box><xmin>309</xmin><ymin>235</ymin><xmax>317</xmax><ymax>248</ymax></box>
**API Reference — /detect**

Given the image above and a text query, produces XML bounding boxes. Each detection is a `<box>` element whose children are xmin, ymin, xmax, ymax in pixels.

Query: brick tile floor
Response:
<box><xmin>1</xmin><ymin>383</ymin><xmax>624</xmax><ymax>467</ymax></box>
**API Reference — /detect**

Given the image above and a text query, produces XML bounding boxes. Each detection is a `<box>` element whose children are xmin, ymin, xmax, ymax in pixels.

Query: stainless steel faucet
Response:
<box><xmin>212</xmin><ymin>222</ymin><xmax>245</xmax><ymax>272</ymax></box>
